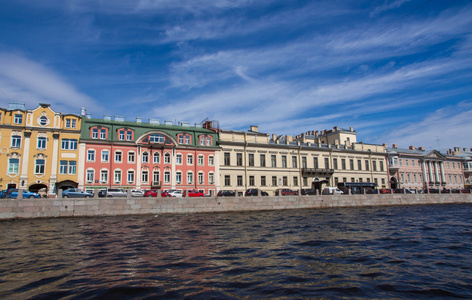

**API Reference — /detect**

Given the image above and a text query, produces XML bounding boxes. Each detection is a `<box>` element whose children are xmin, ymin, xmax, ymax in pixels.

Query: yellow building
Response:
<box><xmin>0</xmin><ymin>103</ymin><xmax>82</xmax><ymax>196</ymax></box>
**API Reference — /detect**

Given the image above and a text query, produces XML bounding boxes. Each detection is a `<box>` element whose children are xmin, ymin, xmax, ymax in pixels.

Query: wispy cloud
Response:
<box><xmin>0</xmin><ymin>52</ymin><xmax>100</xmax><ymax>113</ymax></box>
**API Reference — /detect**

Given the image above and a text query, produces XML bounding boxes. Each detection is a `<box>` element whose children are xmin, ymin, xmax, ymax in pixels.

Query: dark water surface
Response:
<box><xmin>1</xmin><ymin>204</ymin><xmax>472</xmax><ymax>299</ymax></box>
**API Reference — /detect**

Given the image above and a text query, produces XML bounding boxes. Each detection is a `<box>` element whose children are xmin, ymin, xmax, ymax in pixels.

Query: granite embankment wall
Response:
<box><xmin>1</xmin><ymin>194</ymin><xmax>472</xmax><ymax>220</ymax></box>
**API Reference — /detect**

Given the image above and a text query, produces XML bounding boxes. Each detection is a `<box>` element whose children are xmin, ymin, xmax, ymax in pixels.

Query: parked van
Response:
<box><xmin>105</xmin><ymin>188</ymin><xmax>127</xmax><ymax>197</ymax></box>
<box><xmin>322</xmin><ymin>187</ymin><xmax>344</xmax><ymax>195</ymax></box>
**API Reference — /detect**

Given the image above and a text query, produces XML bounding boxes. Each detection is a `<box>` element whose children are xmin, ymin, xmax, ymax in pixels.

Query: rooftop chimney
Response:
<box><xmin>250</xmin><ymin>125</ymin><xmax>258</xmax><ymax>132</ymax></box>
<box><xmin>409</xmin><ymin>146</ymin><xmax>416</xmax><ymax>150</ymax></box>
<box><xmin>392</xmin><ymin>144</ymin><xmax>398</xmax><ymax>149</ymax></box>
<box><xmin>418</xmin><ymin>147</ymin><xmax>425</xmax><ymax>151</ymax></box>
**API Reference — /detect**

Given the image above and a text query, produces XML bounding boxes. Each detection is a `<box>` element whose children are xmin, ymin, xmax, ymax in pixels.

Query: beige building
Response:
<box><xmin>218</xmin><ymin>125</ymin><xmax>389</xmax><ymax>195</ymax></box>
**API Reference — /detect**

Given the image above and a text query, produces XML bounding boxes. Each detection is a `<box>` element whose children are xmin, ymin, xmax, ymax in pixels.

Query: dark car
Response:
<box><xmin>275</xmin><ymin>188</ymin><xmax>298</xmax><ymax>196</ymax></box>
<box><xmin>98</xmin><ymin>189</ymin><xmax>107</xmax><ymax>197</ymax></box>
<box><xmin>217</xmin><ymin>190</ymin><xmax>236</xmax><ymax>197</ymax></box>
<box><xmin>301</xmin><ymin>189</ymin><xmax>316</xmax><ymax>195</ymax></box>
<box><xmin>245</xmin><ymin>189</ymin><xmax>268</xmax><ymax>196</ymax></box>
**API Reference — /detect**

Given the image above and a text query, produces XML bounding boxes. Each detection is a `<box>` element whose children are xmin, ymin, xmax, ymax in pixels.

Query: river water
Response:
<box><xmin>1</xmin><ymin>204</ymin><xmax>472</xmax><ymax>299</ymax></box>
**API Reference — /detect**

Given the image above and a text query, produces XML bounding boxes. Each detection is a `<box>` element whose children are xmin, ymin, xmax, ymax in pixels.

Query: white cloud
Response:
<box><xmin>0</xmin><ymin>52</ymin><xmax>100</xmax><ymax>113</ymax></box>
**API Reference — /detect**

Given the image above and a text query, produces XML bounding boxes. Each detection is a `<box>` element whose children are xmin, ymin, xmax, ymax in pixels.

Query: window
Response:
<box><xmin>187</xmin><ymin>172</ymin><xmax>193</xmax><ymax>184</ymax></box>
<box><xmin>303</xmin><ymin>177</ymin><xmax>308</xmax><ymax>186</ymax></box>
<box><xmin>341</xmin><ymin>159</ymin><xmax>346</xmax><ymax>170</ymax></box>
<box><xmin>60</xmin><ymin>161</ymin><xmax>68</xmax><ymax>174</ymax></box>
<box><xmin>178</xmin><ymin>134</ymin><xmax>190</xmax><ymax>144</ymax></box>
<box><xmin>176</xmin><ymin>172</ymin><xmax>182</xmax><ymax>184</ymax></box>
<box><xmin>261</xmin><ymin>176</ymin><xmax>266</xmax><ymax>186</ymax></box>
<box><xmin>14</xmin><ymin>114</ymin><xmax>22</xmax><ymax>124</ymax></box>
<box><xmin>282</xmin><ymin>155</ymin><xmax>287</xmax><ymax>168</ymax></box>
<box><xmin>206</xmin><ymin>137</ymin><xmax>212</xmax><ymax>146</ymax></box>
<box><xmin>350</xmin><ymin>159</ymin><xmax>355</xmax><ymax>170</ymax></box>
<box><xmin>209</xmin><ymin>173</ymin><xmax>214</xmax><ymax>184</ymax></box>
<box><xmin>68</xmin><ymin>161</ymin><xmax>76</xmax><ymax>175</ymax></box>
<box><xmin>200</xmin><ymin>136</ymin><xmax>212</xmax><ymax>146</ymax></box>
<box><xmin>187</xmin><ymin>154</ymin><xmax>193</xmax><ymax>165</ymax></box>
<box><xmin>119</xmin><ymin>130</ymin><xmax>125</xmax><ymax>140</ymax></box>
<box><xmin>176</xmin><ymin>154</ymin><xmax>183</xmax><ymax>164</ymax></box>
<box><xmin>333</xmin><ymin>158</ymin><xmax>338</xmax><ymax>169</ymax></box>
<box><xmin>142</xmin><ymin>170</ymin><xmax>149</xmax><ymax>183</ymax></box>
<box><xmin>198</xmin><ymin>172</ymin><xmax>204</xmax><ymax>184</ymax></box>
<box><xmin>198</xmin><ymin>155</ymin><xmax>204</xmax><ymax>166</ymax></box>
<box><xmin>237</xmin><ymin>153</ymin><xmax>243</xmax><ymax>166</ymax></box>
<box><xmin>115</xmin><ymin>151</ymin><xmax>122</xmax><ymax>162</ymax></box>
<box><xmin>35</xmin><ymin>159</ymin><xmax>45</xmax><ymax>174</ymax></box>
<box><xmin>65</xmin><ymin>118</ymin><xmax>76</xmax><ymax>128</ymax></box>
<box><xmin>380</xmin><ymin>161</ymin><xmax>384</xmax><ymax>172</ymax></box>
<box><xmin>260</xmin><ymin>154</ymin><xmax>266</xmax><ymax>167</ymax></box>
<box><xmin>11</xmin><ymin>135</ymin><xmax>21</xmax><ymax>148</ymax></box>
<box><xmin>114</xmin><ymin>170</ymin><xmax>122</xmax><ymax>183</ymax></box>
<box><xmin>373</xmin><ymin>161</ymin><xmax>377</xmax><ymax>172</ymax></box>
<box><xmin>8</xmin><ymin>158</ymin><xmax>19</xmax><ymax>174</ymax></box>
<box><xmin>224</xmin><ymin>175</ymin><xmax>231</xmax><ymax>186</ymax></box>
<box><xmin>224</xmin><ymin>153</ymin><xmax>230</xmax><ymax>166</ymax></box>
<box><xmin>86</xmin><ymin>170</ymin><xmax>94</xmax><ymax>182</ymax></box>
<box><xmin>127</xmin><ymin>170</ymin><xmax>135</xmax><ymax>183</ymax></box>
<box><xmin>126</xmin><ymin>131</ymin><xmax>132</xmax><ymax>141</ymax></box>
<box><xmin>37</xmin><ymin>137</ymin><xmax>46</xmax><ymax>149</ymax></box>
<box><xmin>153</xmin><ymin>152</ymin><xmax>159</xmax><ymax>163</ymax></box>
<box><xmin>88</xmin><ymin>150</ymin><xmax>97</xmax><ymax>162</ymax></box>
<box><xmin>39</xmin><ymin>116</ymin><xmax>48</xmax><ymax>126</ymax></box>
<box><xmin>101</xmin><ymin>150</ymin><xmax>109</xmax><ymax>163</ymax></box>
<box><xmin>209</xmin><ymin>156</ymin><xmax>214</xmax><ymax>166</ymax></box>
<box><xmin>282</xmin><ymin>176</ymin><xmax>288</xmax><ymax>186</ymax></box>
<box><xmin>100</xmin><ymin>129</ymin><xmax>106</xmax><ymax>139</ymax></box>
<box><xmin>249</xmin><ymin>154</ymin><xmax>254</xmax><ymax>166</ymax></box>
<box><xmin>164</xmin><ymin>171</ymin><xmax>170</xmax><ymax>183</ymax></box>
<box><xmin>153</xmin><ymin>171</ymin><xmax>160</xmax><ymax>183</ymax></box>
<box><xmin>125</xmin><ymin>152</ymin><xmax>134</xmax><ymax>163</ymax></box>
<box><xmin>61</xmin><ymin>139</ymin><xmax>77</xmax><ymax>150</ymax></box>
<box><xmin>237</xmin><ymin>175</ymin><xmax>243</xmax><ymax>186</ymax></box>
<box><xmin>164</xmin><ymin>153</ymin><xmax>171</xmax><ymax>164</ymax></box>
<box><xmin>325</xmin><ymin>158</ymin><xmax>330</xmax><ymax>169</ymax></box>
<box><xmin>92</xmin><ymin>128</ymin><xmax>98</xmax><ymax>139</ymax></box>
<box><xmin>249</xmin><ymin>176</ymin><xmax>255</xmax><ymax>186</ymax></box>
<box><xmin>150</xmin><ymin>134</ymin><xmax>164</xmax><ymax>143</ymax></box>
<box><xmin>365</xmin><ymin>160</ymin><xmax>370</xmax><ymax>171</ymax></box>
<box><xmin>293</xmin><ymin>176</ymin><xmax>298</xmax><ymax>186</ymax></box>
<box><xmin>271</xmin><ymin>155</ymin><xmax>277</xmax><ymax>167</ymax></box>
<box><xmin>292</xmin><ymin>156</ymin><xmax>297</xmax><ymax>168</ymax></box>
<box><xmin>272</xmin><ymin>176</ymin><xmax>277</xmax><ymax>186</ymax></box>
<box><xmin>314</xmin><ymin>157</ymin><xmax>319</xmax><ymax>169</ymax></box>
<box><xmin>358</xmin><ymin>160</ymin><xmax>362</xmax><ymax>170</ymax></box>
<box><xmin>142</xmin><ymin>152</ymin><xmax>149</xmax><ymax>163</ymax></box>
<box><xmin>100</xmin><ymin>170</ymin><xmax>108</xmax><ymax>183</ymax></box>
<box><xmin>302</xmin><ymin>157</ymin><xmax>307</xmax><ymax>168</ymax></box>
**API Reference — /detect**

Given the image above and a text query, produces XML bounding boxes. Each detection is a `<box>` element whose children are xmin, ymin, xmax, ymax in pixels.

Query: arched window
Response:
<box><xmin>142</xmin><ymin>151</ymin><xmax>149</xmax><ymax>163</ymax></box>
<box><xmin>153</xmin><ymin>152</ymin><xmax>160</xmax><ymax>164</ymax></box>
<box><xmin>164</xmin><ymin>153</ymin><xmax>171</xmax><ymax>164</ymax></box>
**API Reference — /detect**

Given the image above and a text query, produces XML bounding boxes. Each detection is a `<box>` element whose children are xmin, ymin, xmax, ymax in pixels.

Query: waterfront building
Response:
<box><xmin>386</xmin><ymin>145</ymin><xmax>469</xmax><ymax>191</ymax></box>
<box><xmin>79</xmin><ymin>115</ymin><xmax>219</xmax><ymax>195</ymax></box>
<box><xmin>0</xmin><ymin>103</ymin><xmax>82</xmax><ymax>195</ymax></box>
<box><xmin>217</xmin><ymin>125</ymin><xmax>389</xmax><ymax>195</ymax></box>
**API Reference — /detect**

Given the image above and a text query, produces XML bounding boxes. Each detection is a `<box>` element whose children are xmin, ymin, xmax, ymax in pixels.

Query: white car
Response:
<box><xmin>131</xmin><ymin>189</ymin><xmax>144</xmax><ymax>197</ymax></box>
<box><xmin>166</xmin><ymin>189</ymin><xmax>183</xmax><ymax>197</ymax></box>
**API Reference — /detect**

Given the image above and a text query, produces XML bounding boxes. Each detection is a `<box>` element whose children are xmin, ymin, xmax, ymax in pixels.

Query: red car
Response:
<box><xmin>183</xmin><ymin>190</ymin><xmax>205</xmax><ymax>197</ymax></box>
<box><xmin>144</xmin><ymin>190</ymin><xmax>171</xmax><ymax>197</ymax></box>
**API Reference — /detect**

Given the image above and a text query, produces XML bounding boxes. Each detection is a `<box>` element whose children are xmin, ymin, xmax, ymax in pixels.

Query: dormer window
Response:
<box><xmin>14</xmin><ymin>114</ymin><xmax>22</xmax><ymax>124</ymax></box>
<box><xmin>178</xmin><ymin>133</ymin><xmax>191</xmax><ymax>144</ymax></box>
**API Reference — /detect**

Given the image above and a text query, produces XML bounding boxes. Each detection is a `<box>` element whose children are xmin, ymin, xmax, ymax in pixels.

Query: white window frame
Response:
<box><xmin>114</xmin><ymin>170</ymin><xmax>122</xmax><ymax>183</ymax></box>
<box><xmin>198</xmin><ymin>155</ymin><xmax>204</xmax><ymax>166</ymax></box>
<box><xmin>100</xmin><ymin>170</ymin><xmax>108</xmax><ymax>183</ymax></box>
<box><xmin>127</xmin><ymin>170</ymin><xmax>135</xmax><ymax>183</ymax></box>
<box><xmin>86</xmin><ymin>169</ymin><xmax>94</xmax><ymax>182</ymax></box>
<box><xmin>8</xmin><ymin>158</ymin><xmax>19</xmax><ymax>174</ymax></box>
<box><xmin>115</xmin><ymin>151</ymin><xmax>123</xmax><ymax>163</ymax></box>
<box><xmin>37</xmin><ymin>137</ymin><xmax>47</xmax><ymax>149</ymax></box>
<box><xmin>101</xmin><ymin>150</ymin><xmax>109</xmax><ymax>163</ymax></box>
<box><xmin>187</xmin><ymin>154</ymin><xmax>193</xmax><ymax>165</ymax></box>
<box><xmin>128</xmin><ymin>151</ymin><xmax>135</xmax><ymax>163</ymax></box>
<box><xmin>87</xmin><ymin>150</ymin><xmax>95</xmax><ymax>162</ymax></box>
<box><xmin>187</xmin><ymin>172</ymin><xmax>193</xmax><ymax>184</ymax></box>
<box><xmin>34</xmin><ymin>159</ymin><xmax>45</xmax><ymax>174</ymax></box>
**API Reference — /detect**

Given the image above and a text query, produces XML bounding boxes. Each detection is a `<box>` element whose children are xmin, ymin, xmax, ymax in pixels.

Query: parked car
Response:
<box><xmin>183</xmin><ymin>189</ymin><xmax>205</xmax><ymax>197</ymax></box>
<box><xmin>62</xmin><ymin>188</ymin><xmax>93</xmax><ymax>198</ymax></box>
<box><xmin>97</xmin><ymin>189</ymin><xmax>107</xmax><ymax>197</ymax></box>
<box><xmin>5</xmin><ymin>189</ymin><xmax>41</xmax><ymax>199</ymax></box>
<box><xmin>428</xmin><ymin>188</ymin><xmax>440</xmax><ymax>194</ymax></box>
<box><xmin>379</xmin><ymin>188</ymin><xmax>392</xmax><ymax>194</ymax></box>
<box><xmin>105</xmin><ymin>188</ymin><xmax>128</xmax><ymax>197</ymax></box>
<box><xmin>144</xmin><ymin>190</ymin><xmax>171</xmax><ymax>197</ymax></box>
<box><xmin>322</xmin><ymin>187</ymin><xmax>344</xmax><ymax>195</ymax></box>
<box><xmin>461</xmin><ymin>189</ymin><xmax>471</xmax><ymax>193</ymax></box>
<box><xmin>301</xmin><ymin>189</ymin><xmax>316</xmax><ymax>195</ymax></box>
<box><xmin>245</xmin><ymin>189</ymin><xmax>269</xmax><ymax>196</ymax></box>
<box><xmin>217</xmin><ymin>190</ymin><xmax>236</xmax><ymax>197</ymax></box>
<box><xmin>275</xmin><ymin>188</ymin><xmax>298</xmax><ymax>196</ymax></box>
<box><xmin>131</xmin><ymin>190</ymin><xmax>144</xmax><ymax>197</ymax></box>
<box><xmin>166</xmin><ymin>189</ymin><xmax>183</xmax><ymax>197</ymax></box>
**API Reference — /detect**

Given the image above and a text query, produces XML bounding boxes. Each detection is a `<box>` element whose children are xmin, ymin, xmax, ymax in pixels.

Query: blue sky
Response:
<box><xmin>1</xmin><ymin>0</ymin><xmax>471</xmax><ymax>151</ymax></box>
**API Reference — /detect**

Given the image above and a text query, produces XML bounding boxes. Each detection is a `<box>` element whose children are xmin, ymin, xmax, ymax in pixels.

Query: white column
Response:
<box><xmin>440</xmin><ymin>162</ymin><xmax>446</xmax><ymax>184</ymax></box>
<box><xmin>20</xmin><ymin>132</ymin><xmax>31</xmax><ymax>188</ymax></box>
<box><xmin>49</xmin><ymin>134</ymin><xmax>60</xmax><ymax>193</ymax></box>
<box><xmin>434</xmin><ymin>161</ymin><xmax>440</xmax><ymax>185</ymax></box>
<box><xmin>428</xmin><ymin>161</ymin><xmax>433</xmax><ymax>184</ymax></box>
<box><xmin>136</xmin><ymin>147</ymin><xmax>142</xmax><ymax>189</ymax></box>
<box><xmin>422</xmin><ymin>161</ymin><xmax>428</xmax><ymax>186</ymax></box>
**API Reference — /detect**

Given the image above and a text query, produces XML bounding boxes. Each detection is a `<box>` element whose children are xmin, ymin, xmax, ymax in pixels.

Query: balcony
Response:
<box><xmin>302</xmin><ymin>168</ymin><xmax>334</xmax><ymax>176</ymax></box>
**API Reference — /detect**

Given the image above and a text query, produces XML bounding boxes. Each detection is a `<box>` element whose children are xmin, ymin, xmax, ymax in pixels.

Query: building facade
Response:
<box><xmin>0</xmin><ymin>103</ymin><xmax>82</xmax><ymax>195</ymax></box>
<box><xmin>218</xmin><ymin>126</ymin><xmax>389</xmax><ymax>195</ymax></box>
<box><xmin>386</xmin><ymin>145</ymin><xmax>469</xmax><ymax>191</ymax></box>
<box><xmin>79</xmin><ymin>116</ymin><xmax>220</xmax><ymax>195</ymax></box>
